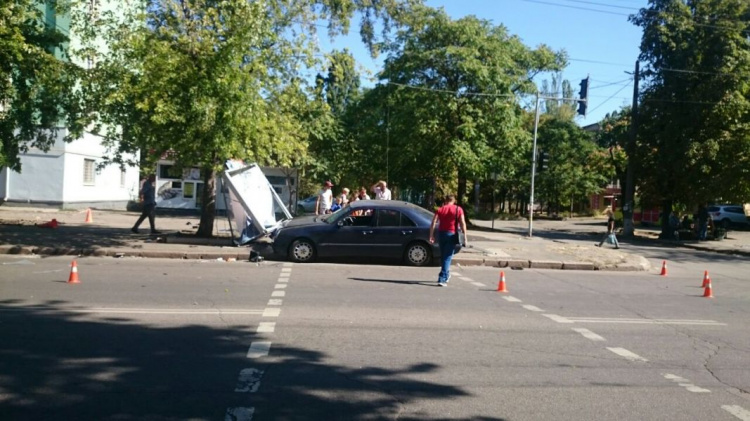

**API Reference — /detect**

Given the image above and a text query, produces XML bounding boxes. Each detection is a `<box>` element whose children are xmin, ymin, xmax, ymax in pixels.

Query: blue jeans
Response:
<box><xmin>699</xmin><ymin>221</ymin><xmax>708</xmax><ymax>240</ymax></box>
<box><xmin>438</xmin><ymin>231</ymin><xmax>456</xmax><ymax>283</ymax></box>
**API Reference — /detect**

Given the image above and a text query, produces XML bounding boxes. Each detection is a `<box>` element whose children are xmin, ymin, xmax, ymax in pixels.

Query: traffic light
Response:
<box><xmin>538</xmin><ymin>151</ymin><xmax>550</xmax><ymax>171</ymax></box>
<box><xmin>577</xmin><ymin>76</ymin><xmax>589</xmax><ymax>117</ymax></box>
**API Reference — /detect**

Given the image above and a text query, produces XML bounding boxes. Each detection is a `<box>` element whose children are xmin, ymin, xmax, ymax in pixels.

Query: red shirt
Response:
<box><xmin>436</xmin><ymin>204</ymin><xmax>463</xmax><ymax>233</ymax></box>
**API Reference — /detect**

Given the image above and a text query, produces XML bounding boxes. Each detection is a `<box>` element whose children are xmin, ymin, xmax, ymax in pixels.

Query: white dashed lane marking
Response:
<box><xmin>281</xmin><ymin>268</ymin><xmax>292</xmax><ymax>273</ymax></box>
<box><xmin>257</xmin><ymin>322</ymin><xmax>276</xmax><ymax>333</ymax></box>
<box><xmin>571</xmin><ymin>327</ymin><xmax>606</xmax><ymax>341</ymax></box>
<box><xmin>225</xmin><ymin>407</ymin><xmax>255</xmax><ymax>421</ymax></box>
<box><xmin>564</xmin><ymin>317</ymin><xmax>726</xmax><ymax>326</ymax></box>
<box><xmin>234</xmin><ymin>368</ymin><xmax>264</xmax><ymax>393</ymax></box>
<box><xmin>246</xmin><ymin>342</ymin><xmax>272</xmax><ymax>358</ymax></box>
<box><xmin>723</xmin><ymin>405</ymin><xmax>750</xmax><ymax>421</ymax></box>
<box><xmin>278</xmin><ymin>278</ymin><xmax>289</xmax><ymax>283</ymax></box>
<box><xmin>274</xmin><ymin>284</ymin><xmax>288</xmax><ymax>289</ymax></box>
<box><xmin>471</xmin><ymin>282</ymin><xmax>486</xmax><ymax>287</ymax></box>
<box><xmin>262</xmin><ymin>308</ymin><xmax>281</xmax><ymax>317</ymax></box>
<box><xmin>459</xmin><ymin>277</ymin><xmax>473</xmax><ymax>282</ymax></box>
<box><xmin>267</xmin><ymin>299</ymin><xmax>283</xmax><ymax>305</ymax></box>
<box><xmin>271</xmin><ymin>291</ymin><xmax>286</xmax><ymax>297</ymax></box>
<box><xmin>521</xmin><ymin>305</ymin><xmax>544</xmax><ymax>312</ymax></box>
<box><xmin>542</xmin><ymin>314</ymin><xmax>573</xmax><ymax>323</ymax></box>
<box><xmin>502</xmin><ymin>296</ymin><xmax>522</xmax><ymax>303</ymax></box>
<box><xmin>282</xmin><ymin>263</ymin><xmax>293</xmax><ymax>267</ymax></box>
<box><xmin>663</xmin><ymin>374</ymin><xmax>710</xmax><ymax>393</ymax></box>
<box><xmin>607</xmin><ymin>347</ymin><xmax>648</xmax><ymax>362</ymax></box>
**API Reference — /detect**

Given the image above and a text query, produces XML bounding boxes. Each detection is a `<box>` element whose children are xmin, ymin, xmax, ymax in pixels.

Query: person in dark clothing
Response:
<box><xmin>131</xmin><ymin>174</ymin><xmax>160</xmax><ymax>234</ymax></box>
<box><xmin>596</xmin><ymin>208</ymin><xmax>620</xmax><ymax>249</ymax></box>
<box><xmin>697</xmin><ymin>204</ymin><xmax>709</xmax><ymax>241</ymax></box>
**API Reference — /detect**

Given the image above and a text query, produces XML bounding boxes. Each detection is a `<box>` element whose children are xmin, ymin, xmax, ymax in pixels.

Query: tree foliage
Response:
<box><xmin>0</xmin><ymin>0</ymin><xmax>84</xmax><ymax>171</ymax></box>
<box><xmin>80</xmin><ymin>0</ymin><xmax>414</xmax><ymax>236</ymax></box>
<box><xmin>631</xmin><ymin>0</ymin><xmax>750</xmax><ymax>231</ymax></box>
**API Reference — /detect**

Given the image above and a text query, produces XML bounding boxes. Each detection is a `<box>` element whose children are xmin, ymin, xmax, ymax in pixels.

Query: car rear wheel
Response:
<box><xmin>289</xmin><ymin>239</ymin><xmax>316</xmax><ymax>263</ymax></box>
<box><xmin>405</xmin><ymin>242</ymin><xmax>431</xmax><ymax>266</ymax></box>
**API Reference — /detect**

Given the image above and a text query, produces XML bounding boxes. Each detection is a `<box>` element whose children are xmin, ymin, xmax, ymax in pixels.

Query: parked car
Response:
<box><xmin>271</xmin><ymin>200</ymin><xmax>440</xmax><ymax>266</ymax></box>
<box><xmin>708</xmin><ymin>205</ymin><xmax>750</xmax><ymax>228</ymax></box>
<box><xmin>296</xmin><ymin>195</ymin><xmax>318</xmax><ymax>214</ymax></box>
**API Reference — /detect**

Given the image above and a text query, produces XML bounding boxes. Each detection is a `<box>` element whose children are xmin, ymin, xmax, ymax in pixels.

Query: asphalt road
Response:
<box><xmin>1</xmin><ymin>255</ymin><xmax>749</xmax><ymax>420</ymax></box>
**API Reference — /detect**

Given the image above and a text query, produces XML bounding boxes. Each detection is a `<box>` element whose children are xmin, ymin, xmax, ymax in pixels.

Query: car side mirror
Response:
<box><xmin>337</xmin><ymin>220</ymin><xmax>344</xmax><ymax>227</ymax></box>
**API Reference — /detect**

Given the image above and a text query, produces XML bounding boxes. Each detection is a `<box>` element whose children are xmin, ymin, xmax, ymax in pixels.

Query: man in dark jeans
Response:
<box><xmin>131</xmin><ymin>174</ymin><xmax>161</xmax><ymax>234</ymax></box>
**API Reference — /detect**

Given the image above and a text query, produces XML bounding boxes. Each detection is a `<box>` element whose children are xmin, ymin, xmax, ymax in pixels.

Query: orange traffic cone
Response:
<box><xmin>84</xmin><ymin>208</ymin><xmax>93</xmax><ymax>223</ymax></box>
<box><xmin>67</xmin><ymin>260</ymin><xmax>80</xmax><ymax>284</ymax></box>
<box><xmin>703</xmin><ymin>279</ymin><xmax>713</xmax><ymax>298</ymax></box>
<box><xmin>702</xmin><ymin>271</ymin><xmax>710</xmax><ymax>288</ymax></box>
<box><xmin>660</xmin><ymin>260</ymin><xmax>667</xmax><ymax>276</ymax></box>
<box><xmin>497</xmin><ymin>271</ymin><xmax>508</xmax><ymax>293</ymax></box>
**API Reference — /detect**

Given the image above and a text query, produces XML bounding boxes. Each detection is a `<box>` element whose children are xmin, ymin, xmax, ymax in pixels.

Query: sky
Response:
<box><xmin>317</xmin><ymin>0</ymin><xmax>649</xmax><ymax>125</ymax></box>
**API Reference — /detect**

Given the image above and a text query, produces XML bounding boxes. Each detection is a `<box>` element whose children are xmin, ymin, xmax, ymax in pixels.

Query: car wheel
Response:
<box><xmin>721</xmin><ymin>218</ymin><xmax>731</xmax><ymax>229</ymax></box>
<box><xmin>405</xmin><ymin>242</ymin><xmax>431</xmax><ymax>267</ymax></box>
<box><xmin>289</xmin><ymin>238</ymin><xmax>316</xmax><ymax>263</ymax></box>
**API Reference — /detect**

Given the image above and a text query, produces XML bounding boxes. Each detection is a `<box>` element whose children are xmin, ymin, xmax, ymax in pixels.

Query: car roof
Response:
<box><xmin>349</xmin><ymin>200</ymin><xmax>424</xmax><ymax>210</ymax></box>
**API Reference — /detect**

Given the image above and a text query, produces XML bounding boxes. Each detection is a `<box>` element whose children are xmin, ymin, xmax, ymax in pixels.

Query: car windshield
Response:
<box><xmin>320</xmin><ymin>203</ymin><xmax>350</xmax><ymax>223</ymax></box>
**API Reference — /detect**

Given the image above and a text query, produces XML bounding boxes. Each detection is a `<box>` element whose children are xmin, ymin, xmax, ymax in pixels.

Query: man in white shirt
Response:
<box><xmin>371</xmin><ymin>180</ymin><xmax>392</xmax><ymax>200</ymax></box>
<box><xmin>316</xmin><ymin>180</ymin><xmax>334</xmax><ymax>215</ymax></box>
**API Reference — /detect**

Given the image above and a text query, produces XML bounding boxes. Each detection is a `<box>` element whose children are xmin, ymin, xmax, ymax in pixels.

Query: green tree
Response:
<box><xmin>631</xmin><ymin>0</ymin><xmax>750</xmax><ymax>237</ymax></box>
<box><xmin>0</xmin><ymin>1</ymin><xmax>84</xmax><ymax>171</ymax></box>
<box><xmin>367</xmin><ymin>6</ymin><xmax>566</xmax><ymax>205</ymax></box>
<box><xmin>81</xmin><ymin>0</ymin><xmax>412</xmax><ymax>237</ymax></box>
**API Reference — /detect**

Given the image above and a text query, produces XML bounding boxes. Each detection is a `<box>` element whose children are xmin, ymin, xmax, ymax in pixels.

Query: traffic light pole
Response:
<box><xmin>528</xmin><ymin>93</ymin><xmax>542</xmax><ymax>237</ymax></box>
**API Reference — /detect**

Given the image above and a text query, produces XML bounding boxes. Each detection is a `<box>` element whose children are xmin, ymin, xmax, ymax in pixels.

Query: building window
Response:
<box><xmin>83</xmin><ymin>159</ymin><xmax>95</xmax><ymax>185</ymax></box>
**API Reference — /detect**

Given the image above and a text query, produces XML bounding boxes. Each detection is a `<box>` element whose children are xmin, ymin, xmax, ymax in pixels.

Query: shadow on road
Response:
<box><xmin>0</xmin><ymin>300</ymin><xmax>506</xmax><ymax>420</ymax></box>
<box><xmin>349</xmin><ymin>277</ymin><xmax>441</xmax><ymax>287</ymax></box>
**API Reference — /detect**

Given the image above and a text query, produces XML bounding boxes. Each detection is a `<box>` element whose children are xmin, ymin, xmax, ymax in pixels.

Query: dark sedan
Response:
<box><xmin>271</xmin><ymin>200</ymin><xmax>439</xmax><ymax>266</ymax></box>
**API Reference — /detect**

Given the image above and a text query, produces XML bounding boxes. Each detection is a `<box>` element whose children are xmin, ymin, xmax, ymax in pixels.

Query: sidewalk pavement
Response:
<box><xmin>2</xmin><ymin>206</ymin><xmax>743</xmax><ymax>271</ymax></box>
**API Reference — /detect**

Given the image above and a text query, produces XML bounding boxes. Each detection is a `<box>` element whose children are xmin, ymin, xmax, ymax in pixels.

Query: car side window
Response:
<box><xmin>400</xmin><ymin>214</ymin><xmax>416</xmax><ymax>227</ymax></box>
<box><xmin>376</xmin><ymin>209</ymin><xmax>401</xmax><ymax>227</ymax></box>
<box><xmin>728</xmin><ymin>207</ymin><xmax>743</xmax><ymax>214</ymax></box>
<box><xmin>350</xmin><ymin>208</ymin><xmax>375</xmax><ymax>226</ymax></box>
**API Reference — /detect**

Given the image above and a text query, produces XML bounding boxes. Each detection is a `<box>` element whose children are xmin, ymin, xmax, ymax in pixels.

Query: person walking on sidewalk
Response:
<box><xmin>131</xmin><ymin>174</ymin><xmax>160</xmax><ymax>234</ymax></box>
<box><xmin>429</xmin><ymin>195</ymin><xmax>468</xmax><ymax>287</ymax></box>
<box><xmin>596</xmin><ymin>207</ymin><xmax>619</xmax><ymax>249</ymax></box>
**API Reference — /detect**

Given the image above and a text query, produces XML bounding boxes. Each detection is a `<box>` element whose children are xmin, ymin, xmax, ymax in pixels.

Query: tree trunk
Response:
<box><xmin>457</xmin><ymin>176</ymin><xmax>467</xmax><ymax>207</ymax></box>
<box><xmin>196</xmin><ymin>167</ymin><xmax>217</xmax><ymax>238</ymax></box>
<box><xmin>658</xmin><ymin>198</ymin><xmax>673</xmax><ymax>239</ymax></box>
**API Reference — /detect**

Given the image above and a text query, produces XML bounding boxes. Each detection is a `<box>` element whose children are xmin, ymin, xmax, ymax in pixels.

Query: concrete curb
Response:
<box><xmin>0</xmin><ymin>244</ymin><xmax>647</xmax><ymax>271</ymax></box>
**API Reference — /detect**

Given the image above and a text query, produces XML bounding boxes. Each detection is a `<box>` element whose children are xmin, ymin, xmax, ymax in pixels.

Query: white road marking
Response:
<box><xmin>542</xmin><ymin>314</ymin><xmax>573</xmax><ymax>323</ymax></box>
<box><xmin>281</xmin><ymin>268</ymin><xmax>292</xmax><ymax>273</ymax></box>
<box><xmin>257</xmin><ymin>322</ymin><xmax>276</xmax><ymax>333</ymax></box>
<box><xmin>502</xmin><ymin>296</ymin><xmax>522</xmax><ymax>303</ymax></box>
<box><xmin>607</xmin><ymin>347</ymin><xmax>648</xmax><ymax>362</ymax></box>
<box><xmin>471</xmin><ymin>282</ymin><xmax>486</xmax><ymax>287</ymax></box>
<box><xmin>234</xmin><ymin>368</ymin><xmax>264</xmax><ymax>392</ymax></box>
<box><xmin>452</xmin><ymin>272</ymin><xmax>462</xmax><ymax>277</ymax></box>
<box><xmin>274</xmin><ymin>284</ymin><xmax>288</xmax><ymax>289</ymax></box>
<box><xmin>723</xmin><ymin>405</ymin><xmax>750</xmax><ymax>421</ymax></box>
<box><xmin>459</xmin><ymin>277</ymin><xmax>472</xmax><ymax>282</ymax></box>
<box><xmin>262</xmin><ymin>308</ymin><xmax>281</xmax><ymax>317</ymax></box>
<box><xmin>522</xmin><ymin>305</ymin><xmax>544</xmax><ymax>312</ymax></box>
<box><xmin>565</xmin><ymin>317</ymin><xmax>726</xmax><ymax>326</ymax></box>
<box><xmin>271</xmin><ymin>291</ymin><xmax>286</xmax><ymax>297</ymax></box>
<box><xmin>681</xmin><ymin>384</ymin><xmax>710</xmax><ymax>393</ymax></box>
<box><xmin>278</xmin><ymin>273</ymin><xmax>291</xmax><ymax>278</ymax></box>
<box><xmin>278</xmin><ymin>278</ymin><xmax>289</xmax><ymax>283</ymax></box>
<box><xmin>267</xmin><ymin>299</ymin><xmax>283</xmax><ymax>306</ymax></box>
<box><xmin>282</xmin><ymin>263</ymin><xmax>293</xmax><ymax>267</ymax></box>
<box><xmin>571</xmin><ymin>327</ymin><xmax>606</xmax><ymax>341</ymax></box>
<box><xmin>0</xmin><ymin>308</ymin><xmax>265</xmax><ymax>315</ymax></box>
<box><xmin>225</xmin><ymin>407</ymin><xmax>255</xmax><ymax>420</ymax></box>
<box><xmin>246</xmin><ymin>341</ymin><xmax>272</xmax><ymax>358</ymax></box>
<box><xmin>663</xmin><ymin>374</ymin><xmax>688</xmax><ymax>382</ymax></box>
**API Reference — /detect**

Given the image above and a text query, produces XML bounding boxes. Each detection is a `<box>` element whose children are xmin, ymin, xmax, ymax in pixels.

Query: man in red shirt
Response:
<box><xmin>429</xmin><ymin>195</ymin><xmax>468</xmax><ymax>287</ymax></box>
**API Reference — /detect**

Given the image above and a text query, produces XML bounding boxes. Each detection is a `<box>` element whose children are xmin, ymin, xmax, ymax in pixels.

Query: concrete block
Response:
<box><xmin>505</xmin><ymin>259</ymin><xmax>530</xmax><ymax>269</ymax></box>
<box><xmin>562</xmin><ymin>261</ymin><xmax>596</xmax><ymax>270</ymax></box>
<box><xmin>529</xmin><ymin>260</ymin><xmax>564</xmax><ymax>270</ymax></box>
<box><xmin>452</xmin><ymin>257</ymin><xmax>484</xmax><ymax>266</ymax></box>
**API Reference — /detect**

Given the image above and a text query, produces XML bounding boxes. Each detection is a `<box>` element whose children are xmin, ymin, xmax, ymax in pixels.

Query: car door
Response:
<box><xmin>366</xmin><ymin>209</ymin><xmax>413</xmax><ymax>259</ymax></box>
<box><xmin>317</xmin><ymin>207</ymin><xmax>376</xmax><ymax>257</ymax></box>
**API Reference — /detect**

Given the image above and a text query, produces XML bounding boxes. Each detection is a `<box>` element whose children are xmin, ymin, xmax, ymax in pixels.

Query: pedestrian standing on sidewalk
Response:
<box><xmin>131</xmin><ymin>174</ymin><xmax>160</xmax><ymax>234</ymax></box>
<box><xmin>315</xmin><ymin>180</ymin><xmax>334</xmax><ymax>215</ymax></box>
<box><xmin>429</xmin><ymin>195</ymin><xmax>468</xmax><ymax>287</ymax></box>
<box><xmin>596</xmin><ymin>207</ymin><xmax>619</xmax><ymax>249</ymax></box>
<box><xmin>697</xmin><ymin>203</ymin><xmax>709</xmax><ymax>241</ymax></box>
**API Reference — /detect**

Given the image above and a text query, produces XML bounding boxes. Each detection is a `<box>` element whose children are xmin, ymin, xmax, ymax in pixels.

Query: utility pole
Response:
<box><xmin>623</xmin><ymin>61</ymin><xmax>639</xmax><ymax>237</ymax></box>
<box><xmin>528</xmin><ymin>92</ymin><xmax>541</xmax><ymax>237</ymax></box>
